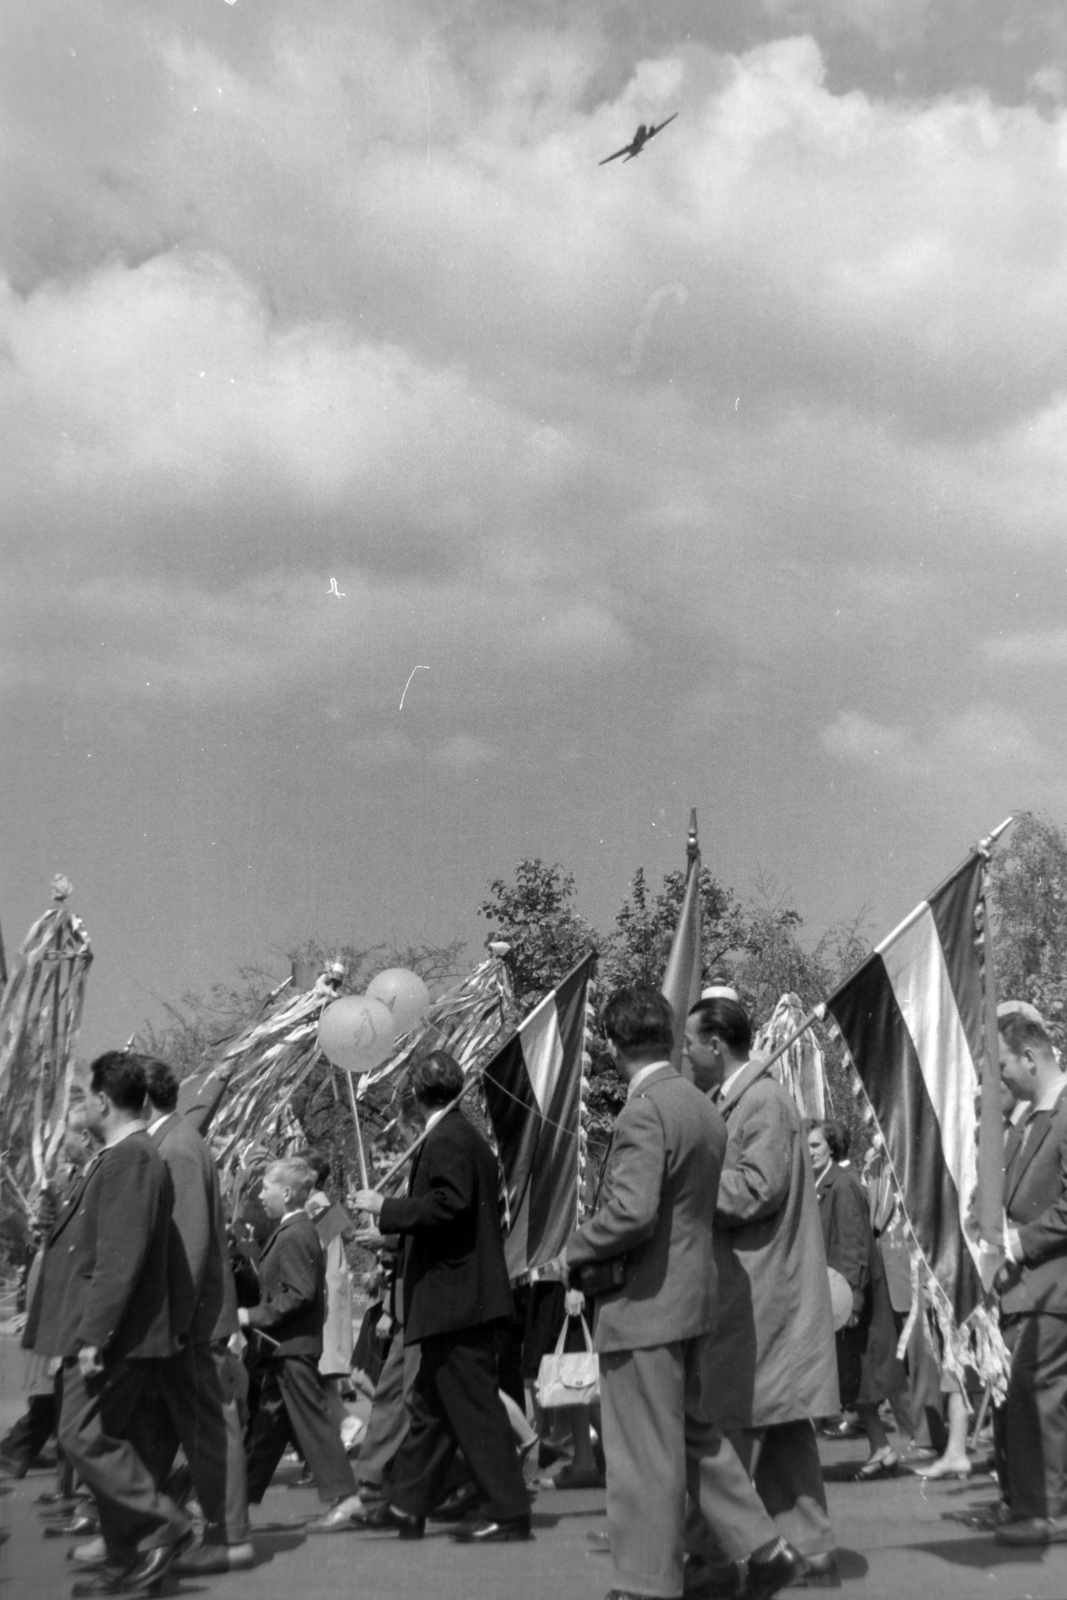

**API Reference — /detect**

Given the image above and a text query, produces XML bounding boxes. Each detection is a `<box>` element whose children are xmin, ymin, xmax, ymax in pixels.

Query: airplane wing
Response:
<box><xmin>598</xmin><ymin>142</ymin><xmax>634</xmax><ymax>166</ymax></box>
<box><xmin>647</xmin><ymin>112</ymin><xmax>678</xmax><ymax>141</ymax></box>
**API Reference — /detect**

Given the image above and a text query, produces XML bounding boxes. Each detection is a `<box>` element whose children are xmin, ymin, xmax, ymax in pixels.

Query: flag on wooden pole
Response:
<box><xmin>661</xmin><ymin>809</ymin><xmax>702</xmax><ymax>1068</ymax></box>
<box><xmin>825</xmin><ymin>850</ymin><xmax>989</xmax><ymax>1330</ymax></box>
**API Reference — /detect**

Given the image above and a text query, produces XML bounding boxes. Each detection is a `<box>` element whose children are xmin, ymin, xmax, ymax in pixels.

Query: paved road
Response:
<box><xmin>4</xmin><ymin>1333</ymin><xmax>1067</xmax><ymax>1600</ymax></box>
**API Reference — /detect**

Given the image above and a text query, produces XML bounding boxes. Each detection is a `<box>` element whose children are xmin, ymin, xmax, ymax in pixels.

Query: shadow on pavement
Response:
<box><xmin>905</xmin><ymin>1536</ymin><xmax>1047</xmax><ymax>1568</ymax></box>
<box><xmin>836</xmin><ymin>1548</ymin><xmax>869</xmax><ymax>1581</ymax></box>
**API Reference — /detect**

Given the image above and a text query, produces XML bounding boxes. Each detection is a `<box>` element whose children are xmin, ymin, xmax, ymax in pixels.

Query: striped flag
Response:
<box><xmin>483</xmin><ymin>951</ymin><xmax>595</xmax><ymax>1279</ymax></box>
<box><xmin>825</xmin><ymin>853</ymin><xmax>985</xmax><ymax>1329</ymax></box>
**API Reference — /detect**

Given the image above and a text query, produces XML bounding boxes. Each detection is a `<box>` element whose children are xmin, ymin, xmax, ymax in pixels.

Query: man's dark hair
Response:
<box><xmin>823</xmin><ymin>1119</ymin><xmax>850</xmax><ymax>1161</ymax></box>
<box><xmin>308</xmin><ymin>1151</ymin><xmax>331</xmax><ymax>1187</ymax></box>
<box><xmin>140</xmin><ymin>1057</ymin><xmax>180</xmax><ymax>1112</ymax></box>
<box><xmin>686</xmin><ymin>996</ymin><xmax>753</xmax><ymax>1055</ymax></box>
<box><xmin>999</xmin><ymin>1013</ymin><xmax>1052</xmax><ymax>1056</ymax></box>
<box><xmin>89</xmin><ymin>1051</ymin><xmax>147</xmax><ymax>1115</ymax></box>
<box><xmin>601</xmin><ymin>986</ymin><xmax>675</xmax><ymax>1053</ymax></box>
<box><xmin>407</xmin><ymin>1050</ymin><xmax>464</xmax><ymax>1108</ymax></box>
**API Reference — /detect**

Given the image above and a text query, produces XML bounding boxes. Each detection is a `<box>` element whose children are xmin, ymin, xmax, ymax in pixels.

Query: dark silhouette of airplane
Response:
<box><xmin>598</xmin><ymin>113</ymin><xmax>678</xmax><ymax>165</ymax></box>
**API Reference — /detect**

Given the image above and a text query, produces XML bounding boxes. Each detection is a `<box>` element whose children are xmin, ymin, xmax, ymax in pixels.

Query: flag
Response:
<box><xmin>482</xmin><ymin>951</ymin><xmax>595</xmax><ymax>1278</ymax></box>
<box><xmin>825</xmin><ymin>852</ymin><xmax>985</xmax><ymax>1329</ymax></box>
<box><xmin>662</xmin><ymin>809</ymin><xmax>702</xmax><ymax>1067</ymax></box>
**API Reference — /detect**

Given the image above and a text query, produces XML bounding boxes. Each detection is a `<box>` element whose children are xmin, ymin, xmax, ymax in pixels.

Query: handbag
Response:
<box><xmin>535</xmin><ymin>1314</ymin><xmax>599</xmax><ymax>1409</ymax></box>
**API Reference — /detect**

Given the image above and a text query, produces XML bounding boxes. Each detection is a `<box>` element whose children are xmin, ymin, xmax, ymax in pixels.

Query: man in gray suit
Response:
<box><xmin>684</xmin><ymin>997</ymin><xmax>839</xmax><ymax>1589</ymax></box>
<box><xmin>992</xmin><ymin>1010</ymin><xmax>1067</xmax><ymax>1544</ymax></box>
<box><xmin>559</xmin><ymin>987</ymin><xmax>799</xmax><ymax>1600</ymax></box>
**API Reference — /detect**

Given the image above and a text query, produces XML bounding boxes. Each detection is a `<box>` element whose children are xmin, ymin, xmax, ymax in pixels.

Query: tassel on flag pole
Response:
<box><xmin>661</xmin><ymin>809</ymin><xmax>702</xmax><ymax>1069</ymax></box>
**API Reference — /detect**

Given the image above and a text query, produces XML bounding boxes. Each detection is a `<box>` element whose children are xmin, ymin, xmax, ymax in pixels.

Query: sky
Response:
<box><xmin>4</xmin><ymin>0</ymin><xmax>1067</xmax><ymax>1057</ymax></box>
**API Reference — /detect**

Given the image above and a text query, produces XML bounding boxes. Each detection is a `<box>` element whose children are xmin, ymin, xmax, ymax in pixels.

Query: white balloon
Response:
<box><xmin>318</xmin><ymin>996</ymin><xmax>397</xmax><ymax>1077</ymax></box>
<box><xmin>365</xmin><ymin>968</ymin><xmax>431</xmax><ymax>1038</ymax></box>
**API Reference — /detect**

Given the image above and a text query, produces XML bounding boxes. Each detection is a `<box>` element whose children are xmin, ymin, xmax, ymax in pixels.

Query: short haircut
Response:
<box><xmin>89</xmin><ymin>1051</ymin><xmax>147</xmax><ymax>1115</ymax></box>
<box><xmin>999</xmin><ymin>1013</ymin><xmax>1052</xmax><ymax>1056</ymax></box>
<box><xmin>265</xmin><ymin>1157</ymin><xmax>315</xmax><ymax>1206</ymax></box>
<box><xmin>407</xmin><ymin>1050</ymin><xmax>464</xmax><ymax>1108</ymax></box>
<box><xmin>822</xmin><ymin>1119</ymin><xmax>850</xmax><ymax>1161</ymax></box>
<box><xmin>601</xmin><ymin>986</ymin><xmax>675</xmax><ymax>1053</ymax></box>
<box><xmin>686</xmin><ymin>996</ymin><xmax>753</xmax><ymax>1055</ymax></box>
<box><xmin>140</xmin><ymin>1057</ymin><xmax>180</xmax><ymax>1112</ymax></box>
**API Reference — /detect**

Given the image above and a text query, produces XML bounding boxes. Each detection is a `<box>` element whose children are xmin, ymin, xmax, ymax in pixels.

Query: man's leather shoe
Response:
<box><xmin>68</xmin><ymin>1536</ymin><xmax>109</xmax><ymax>1567</ymax></box>
<box><xmin>784</xmin><ymin>1552</ymin><xmax>841</xmax><ymax>1588</ymax></box>
<box><xmin>743</xmin><ymin>1544</ymin><xmax>803</xmax><ymax>1600</ymax></box>
<box><xmin>173</xmin><ymin>1540</ymin><xmax>255</xmax><ymax>1573</ymax></box>
<box><xmin>995</xmin><ymin>1515</ymin><xmax>1067</xmax><ymax>1545</ymax></box>
<box><xmin>43</xmin><ymin>1513</ymin><xmax>98</xmax><ymax>1538</ymax></box>
<box><xmin>113</xmin><ymin>1534</ymin><xmax>190</xmax><ymax>1592</ymax></box>
<box><xmin>305</xmin><ymin>1495</ymin><xmax>369</xmax><ymax>1534</ymax></box>
<box><xmin>683</xmin><ymin>1553</ymin><xmax>742</xmax><ymax>1598</ymax></box>
<box><xmin>348</xmin><ymin>1500</ymin><xmax>424</xmax><ymax>1538</ymax></box>
<box><xmin>450</xmin><ymin>1515</ymin><xmax>532</xmax><ymax>1543</ymax></box>
<box><xmin>70</xmin><ymin>1563</ymin><xmax>137</xmax><ymax>1597</ymax></box>
<box><xmin>428</xmin><ymin>1482</ymin><xmax>482</xmax><ymax>1521</ymax></box>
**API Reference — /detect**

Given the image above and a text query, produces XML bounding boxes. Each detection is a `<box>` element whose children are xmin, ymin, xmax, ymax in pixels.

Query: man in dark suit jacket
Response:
<box><xmin>121</xmin><ymin>1059</ymin><xmax>252</xmax><ymax>1575</ymax></box>
<box><xmin>354</xmin><ymin>1050</ymin><xmax>529</xmax><ymax>1542</ymax></box>
<box><xmin>239</xmin><ymin>1157</ymin><xmax>358</xmax><ymax>1523</ymax></box>
<box><xmin>24</xmin><ymin>1052</ymin><xmax>190</xmax><ymax>1595</ymax></box>
<box><xmin>560</xmin><ymin>988</ymin><xmax>798</xmax><ymax>1600</ymax></box>
<box><xmin>992</xmin><ymin>1011</ymin><xmax>1067</xmax><ymax>1544</ymax></box>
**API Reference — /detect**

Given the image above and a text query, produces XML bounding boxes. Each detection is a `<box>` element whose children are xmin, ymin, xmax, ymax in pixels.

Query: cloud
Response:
<box><xmin>428</xmin><ymin>734</ymin><xmax>498</xmax><ymax>770</ymax></box>
<box><xmin>821</xmin><ymin>703</ymin><xmax>1059</xmax><ymax>785</ymax></box>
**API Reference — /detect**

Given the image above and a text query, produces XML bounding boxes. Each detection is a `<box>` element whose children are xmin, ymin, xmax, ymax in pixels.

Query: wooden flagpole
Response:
<box><xmin>976</xmin><ymin>816</ymin><xmax>1014</xmax><ymax>1246</ymax></box>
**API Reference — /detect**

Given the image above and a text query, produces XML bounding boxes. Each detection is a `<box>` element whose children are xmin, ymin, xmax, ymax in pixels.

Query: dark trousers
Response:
<box><xmin>1</xmin><ymin>1391</ymin><xmax>56</xmax><ymax>1468</ymax></box>
<box><xmin>388</xmin><ymin>1324</ymin><xmax>527</xmax><ymax>1522</ymax></box>
<box><xmin>127</xmin><ymin>1342</ymin><xmax>250</xmax><ymax>1544</ymax></box>
<box><xmin>356</xmin><ymin>1333</ymin><xmax>418</xmax><ymax>1487</ymax></box>
<box><xmin>58</xmin><ymin>1357</ymin><xmax>187</xmax><ymax>1560</ymax></box>
<box><xmin>995</xmin><ymin>1313</ymin><xmax>1067</xmax><ymax>1518</ymax></box>
<box><xmin>245</xmin><ymin>1354</ymin><xmax>355</xmax><ymax>1506</ymax></box>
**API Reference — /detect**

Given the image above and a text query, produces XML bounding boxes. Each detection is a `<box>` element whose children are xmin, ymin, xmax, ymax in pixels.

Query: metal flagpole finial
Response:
<box><xmin>687</xmin><ymin>808</ymin><xmax>699</xmax><ymax>865</ymax></box>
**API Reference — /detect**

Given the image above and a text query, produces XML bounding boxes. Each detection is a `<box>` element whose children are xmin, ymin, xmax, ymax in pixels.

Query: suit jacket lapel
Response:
<box><xmin>48</xmin><ymin>1148</ymin><xmax>106</xmax><ymax>1243</ymax></box>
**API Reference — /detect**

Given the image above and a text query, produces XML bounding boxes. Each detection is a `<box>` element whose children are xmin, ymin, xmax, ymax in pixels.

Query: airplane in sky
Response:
<box><xmin>598</xmin><ymin>113</ymin><xmax>678</xmax><ymax>166</ymax></box>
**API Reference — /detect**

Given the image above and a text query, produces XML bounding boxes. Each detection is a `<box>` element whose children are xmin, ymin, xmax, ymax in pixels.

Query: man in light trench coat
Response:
<box><xmin>684</xmin><ymin>996</ymin><xmax>840</xmax><ymax>1592</ymax></box>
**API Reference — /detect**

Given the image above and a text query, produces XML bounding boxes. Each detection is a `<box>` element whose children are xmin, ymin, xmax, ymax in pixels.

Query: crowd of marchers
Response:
<box><xmin>5</xmin><ymin>983</ymin><xmax>1067</xmax><ymax>1600</ymax></box>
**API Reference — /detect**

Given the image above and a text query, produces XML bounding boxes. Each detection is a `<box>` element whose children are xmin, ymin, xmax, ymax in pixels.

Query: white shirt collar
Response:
<box><xmin>720</xmin><ymin>1060</ymin><xmax>749</xmax><ymax>1100</ymax></box>
<box><xmin>146</xmin><ymin>1113</ymin><xmax>170</xmax><ymax>1136</ymax></box>
<box><xmin>105</xmin><ymin>1121</ymin><xmax>145</xmax><ymax>1150</ymax></box>
<box><xmin>423</xmin><ymin>1106</ymin><xmax>451</xmax><ymax>1134</ymax></box>
<box><xmin>628</xmin><ymin>1060</ymin><xmax>669</xmax><ymax>1099</ymax></box>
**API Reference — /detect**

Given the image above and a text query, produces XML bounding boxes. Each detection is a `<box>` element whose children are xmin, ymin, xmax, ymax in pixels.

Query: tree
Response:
<box><xmin>135</xmin><ymin>936</ymin><xmax>465</xmax><ymax>1081</ymax></box>
<box><xmin>599</xmin><ymin>866</ymin><xmax>749</xmax><ymax>994</ymax></box>
<box><xmin>478</xmin><ymin>859</ymin><xmax>597</xmax><ymax>1009</ymax></box>
<box><xmin>989</xmin><ymin>811</ymin><xmax>1067</xmax><ymax>1049</ymax></box>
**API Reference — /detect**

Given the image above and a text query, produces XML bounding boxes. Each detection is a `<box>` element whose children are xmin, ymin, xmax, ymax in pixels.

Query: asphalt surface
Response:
<box><xmin>4</xmin><ymin>1331</ymin><xmax>1067</xmax><ymax>1600</ymax></box>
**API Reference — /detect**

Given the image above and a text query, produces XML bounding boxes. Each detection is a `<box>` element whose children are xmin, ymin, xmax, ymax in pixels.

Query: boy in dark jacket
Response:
<box><xmin>239</xmin><ymin>1158</ymin><xmax>358</xmax><ymax>1525</ymax></box>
